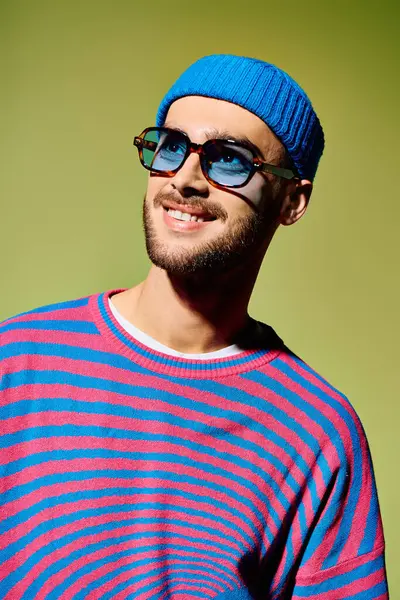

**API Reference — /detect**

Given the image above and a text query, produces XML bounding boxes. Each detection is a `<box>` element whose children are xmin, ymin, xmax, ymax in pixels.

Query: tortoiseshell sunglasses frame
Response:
<box><xmin>133</xmin><ymin>127</ymin><xmax>298</xmax><ymax>190</ymax></box>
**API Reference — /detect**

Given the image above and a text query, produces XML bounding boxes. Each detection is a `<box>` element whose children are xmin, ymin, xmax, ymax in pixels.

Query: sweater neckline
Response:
<box><xmin>108</xmin><ymin>296</ymin><xmax>246</xmax><ymax>360</ymax></box>
<box><xmin>90</xmin><ymin>290</ymin><xmax>283</xmax><ymax>379</ymax></box>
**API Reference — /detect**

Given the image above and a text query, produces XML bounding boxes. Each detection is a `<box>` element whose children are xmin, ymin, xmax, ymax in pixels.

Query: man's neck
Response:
<box><xmin>111</xmin><ymin>263</ymin><xmax>260</xmax><ymax>355</ymax></box>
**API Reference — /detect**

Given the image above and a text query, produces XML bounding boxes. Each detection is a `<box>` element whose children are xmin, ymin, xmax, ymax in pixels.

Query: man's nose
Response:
<box><xmin>171</xmin><ymin>152</ymin><xmax>209</xmax><ymax>197</ymax></box>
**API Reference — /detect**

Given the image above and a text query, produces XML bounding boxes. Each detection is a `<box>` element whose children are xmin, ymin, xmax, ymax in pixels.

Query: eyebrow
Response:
<box><xmin>163</xmin><ymin>125</ymin><xmax>265</xmax><ymax>159</ymax></box>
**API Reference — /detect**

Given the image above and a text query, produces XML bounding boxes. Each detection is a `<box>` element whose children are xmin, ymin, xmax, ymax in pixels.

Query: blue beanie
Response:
<box><xmin>156</xmin><ymin>54</ymin><xmax>324</xmax><ymax>181</ymax></box>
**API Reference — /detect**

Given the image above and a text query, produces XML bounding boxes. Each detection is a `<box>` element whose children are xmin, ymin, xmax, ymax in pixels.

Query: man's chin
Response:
<box><xmin>146</xmin><ymin>240</ymin><xmax>251</xmax><ymax>278</ymax></box>
<box><xmin>146</xmin><ymin>248</ymin><xmax>215</xmax><ymax>277</ymax></box>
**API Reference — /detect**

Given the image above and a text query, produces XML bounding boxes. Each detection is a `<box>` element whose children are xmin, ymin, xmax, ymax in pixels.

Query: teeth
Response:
<box><xmin>167</xmin><ymin>208</ymin><xmax>206</xmax><ymax>222</ymax></box>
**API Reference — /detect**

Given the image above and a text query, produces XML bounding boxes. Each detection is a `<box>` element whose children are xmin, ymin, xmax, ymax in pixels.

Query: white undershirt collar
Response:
<box><xmin>108</xmin><ymin>298</ymin><xmax>246</xmax><ymax>360</ymax></box>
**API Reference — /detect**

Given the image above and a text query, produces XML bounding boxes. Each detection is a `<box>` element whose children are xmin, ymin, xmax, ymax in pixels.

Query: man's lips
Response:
<box><xmin>162</xmin><ymin>208</ymin><xmax>214</xmax><ymax>231</ymax></box>
<box><xmin>161</xmin><ymin>200</ymin><xmax>216</xmax><ymax>221</ymax></box>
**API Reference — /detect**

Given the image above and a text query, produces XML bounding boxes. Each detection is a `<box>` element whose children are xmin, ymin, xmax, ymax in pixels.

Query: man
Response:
<box><xmin>0</xmin><ymin>55</ymin><xmax>388</xmax><ymax>599</ymax></box>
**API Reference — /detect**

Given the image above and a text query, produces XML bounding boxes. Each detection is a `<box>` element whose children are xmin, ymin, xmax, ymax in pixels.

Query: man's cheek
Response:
<box><xmin>234</xmin><ymin>176</ymin><xmax>267</xmax><ymax>212</ymax></box>
<box><xmin>146</xmin><ymin>175</ymin><xmax>163</xmax><ymax>198</ymax></box>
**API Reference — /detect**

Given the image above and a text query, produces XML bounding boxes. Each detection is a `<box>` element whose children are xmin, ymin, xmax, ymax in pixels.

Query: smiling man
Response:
<box><xmin>0</xmin><ymin>55</ymin><xmax>388</xmax><ymax>599</ymax></box>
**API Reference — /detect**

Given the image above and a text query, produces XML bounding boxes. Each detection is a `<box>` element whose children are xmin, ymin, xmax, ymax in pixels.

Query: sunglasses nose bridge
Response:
<box><xmin>181</xmin><ymin>142</ymin><xmax>207</xmax><ymax>174</ymax></box>
<box><xmin>187</xmin><ymin>141</ymin><xmax>204</xmax><ymax>158</ymax></box>
<box><xmin>168</xmin><ymin>140</ymin><xmax>209</xmax><ymax>192</ymax></box>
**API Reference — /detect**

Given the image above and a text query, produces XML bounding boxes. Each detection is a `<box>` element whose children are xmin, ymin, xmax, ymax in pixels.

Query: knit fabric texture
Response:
<box><xmin>156</xmin><ymin>54</ymin><xmax>325</xmax><ymax>181</ymax></box>
<box><xmin>0</xmin><ymin>290</ymin><xmax>388</xmax><ymax>599</ymax></box>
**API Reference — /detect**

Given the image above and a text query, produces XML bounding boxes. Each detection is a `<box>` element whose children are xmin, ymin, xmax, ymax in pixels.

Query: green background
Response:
<box><xmin>1</xmin><ymin>0</ymin><xmax>398</xmax><ymax>594</ymax></box>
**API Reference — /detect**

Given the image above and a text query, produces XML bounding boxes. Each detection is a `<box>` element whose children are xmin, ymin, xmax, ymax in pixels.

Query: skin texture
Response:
<box><xmin>112</xmin><ymin>96</ymin><xmax>312</xmax><ymax>353</ymax></box>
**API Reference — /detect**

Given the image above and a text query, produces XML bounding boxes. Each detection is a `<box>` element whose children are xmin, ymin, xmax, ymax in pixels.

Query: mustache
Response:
<box><xmin>152</xmin><ymin>189</ymin><xmax>228</xmax><ymax>222</ymax></box>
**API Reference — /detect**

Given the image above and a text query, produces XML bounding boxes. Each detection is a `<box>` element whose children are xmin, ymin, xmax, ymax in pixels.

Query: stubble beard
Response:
<box><xmin>142</xmin><ymin>192</ymin><xmax>278</xmax><ymax>277</ymax></box>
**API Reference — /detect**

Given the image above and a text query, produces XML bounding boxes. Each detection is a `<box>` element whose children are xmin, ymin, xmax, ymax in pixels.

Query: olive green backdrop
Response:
<box><xmin>1</xmin><ymin>0</ymin><xmax>398</xmax><ymax>594</ymax></box>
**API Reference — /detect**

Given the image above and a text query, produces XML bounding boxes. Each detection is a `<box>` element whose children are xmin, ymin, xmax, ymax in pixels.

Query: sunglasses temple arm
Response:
<box><xmin>259</xmin><ymin>163</ymin><xmax>296</xmax><ymax>180</ymax></box>
<box><xmin>134</xmin><ymin>138</ymin><xmax>158</xmax><ymax>151</ymax></box>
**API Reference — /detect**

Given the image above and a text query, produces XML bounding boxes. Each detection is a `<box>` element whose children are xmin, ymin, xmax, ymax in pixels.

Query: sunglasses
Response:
<box><xmin>134</xmin><ymin>127</ymin><xmax>297</xmax><ymax>189</ymax></box>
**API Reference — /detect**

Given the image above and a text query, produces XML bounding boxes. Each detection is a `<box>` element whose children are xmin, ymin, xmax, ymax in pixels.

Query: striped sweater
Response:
<box><xmin>0</xmin><ymin>290</ymin><xmax>388</xmax><ymax>599</ymax></box>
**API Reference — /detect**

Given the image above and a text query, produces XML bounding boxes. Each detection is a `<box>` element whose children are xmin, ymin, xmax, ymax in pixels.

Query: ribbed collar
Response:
<box><xmin>90</xmin><ymin>290</ymin><xmax>283</xmax><ymax>379</ymax></box>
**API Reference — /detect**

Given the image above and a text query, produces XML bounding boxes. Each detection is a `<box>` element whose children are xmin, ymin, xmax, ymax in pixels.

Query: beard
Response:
<box><xmin>143</xmin><ymin>190</ymin><xmax>279</xmax><ymax>277</ymax></box>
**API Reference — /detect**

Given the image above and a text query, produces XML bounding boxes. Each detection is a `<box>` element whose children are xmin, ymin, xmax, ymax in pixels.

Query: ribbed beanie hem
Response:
<box><xmin>156</xmin><ymin>55</ymin><xmax>324</xmax><ymax>181</ymax></box>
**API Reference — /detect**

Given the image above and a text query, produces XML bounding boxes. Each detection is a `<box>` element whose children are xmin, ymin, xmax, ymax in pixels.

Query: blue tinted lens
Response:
<box><xmin>143</xmin><ymin>129</ymin><xmax>187</xmax><ymax>172</ymax></box>
<box><xmin>205</xmin><ymin>142</ymin><xmax>253</xmax><ymax>186</ymax></box>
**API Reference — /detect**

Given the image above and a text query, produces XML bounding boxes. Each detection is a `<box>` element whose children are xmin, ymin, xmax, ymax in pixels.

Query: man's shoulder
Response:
<box><xmin>258</xmin><ymin>345</ymin><xmax>367</xmax><ymax>449</ymax></box>
<box><xmin>272</xmin><ymin>346</ymin><xmax>348</xmax><ymax>401</ymax></box>
<box><xmin>0</xmin><ymin>293</ymin><xmax>99</xmax><ymax>347</ymax></box>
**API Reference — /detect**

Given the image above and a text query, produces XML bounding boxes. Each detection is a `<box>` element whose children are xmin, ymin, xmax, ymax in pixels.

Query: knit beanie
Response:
<box><xmin>156</xmin><ymin>54</ymin><xmax>324</xmax><ymax>181</ymax></box>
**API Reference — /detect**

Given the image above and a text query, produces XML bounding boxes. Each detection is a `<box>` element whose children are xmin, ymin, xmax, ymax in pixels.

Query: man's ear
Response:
<box><xmin>279</xmin><ymin>179</ymin><xmax>313</xmax><ymax>226</ymax></box>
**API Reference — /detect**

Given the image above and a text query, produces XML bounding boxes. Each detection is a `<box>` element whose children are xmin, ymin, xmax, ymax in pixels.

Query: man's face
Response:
<box><xmin>143</xmin><ymin>96</ymin><xmax>287</xmax><ymax>276</ymax></box>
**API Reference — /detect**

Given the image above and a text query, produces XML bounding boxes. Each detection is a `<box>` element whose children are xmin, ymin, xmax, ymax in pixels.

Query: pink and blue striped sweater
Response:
<box><xmin>0</xmin><ymin>290</ymin><xmax>388</xmax><ymax>599</ymax></box>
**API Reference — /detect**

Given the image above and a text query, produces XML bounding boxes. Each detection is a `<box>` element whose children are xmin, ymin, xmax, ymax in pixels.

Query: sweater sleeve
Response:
<box><xmin>291</xmin><ymin>411</ymin><xmax>388</xmax><ymax>600</ymax></box>
<box><xmin>292</xmin><ymin>545</ymin><xmax>387</xmax><ymax>599</ymax></box>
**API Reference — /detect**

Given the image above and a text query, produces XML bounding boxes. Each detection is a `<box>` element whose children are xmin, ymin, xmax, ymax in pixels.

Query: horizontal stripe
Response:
<box><xmin>1</xmin><ymin>296</ymin><xmax>89</xmax><ymax>323</ymax></box>
<box><xmin>1</xmin><ymin>319</ymin><xmax>99</xmax><ymax>335</ymax></box>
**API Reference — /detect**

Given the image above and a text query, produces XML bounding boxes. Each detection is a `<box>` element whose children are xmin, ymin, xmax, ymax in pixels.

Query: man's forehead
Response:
<box><xmin>164</xmin><ymin>96</ymin><xmax>283</xmax><ymax>158</ymax></box>
<box><xmin>163</xmin><ymin>123</ymin><xmax>253</xmax><ymax>144</ymax></box>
